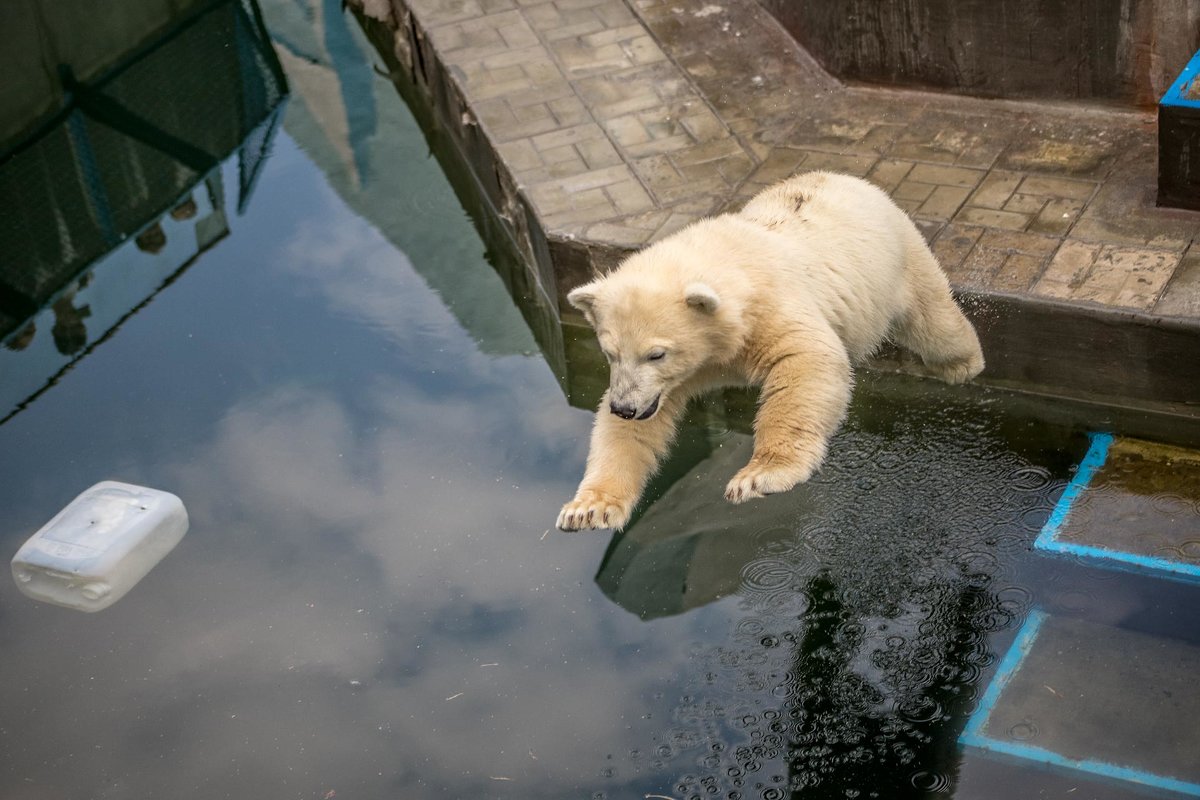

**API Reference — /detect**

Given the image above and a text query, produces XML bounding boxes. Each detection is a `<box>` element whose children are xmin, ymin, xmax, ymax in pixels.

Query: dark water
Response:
<box><xmin>1</xmin><ymin>3</ymin><xmax>1197</xmax><ymax>799</ymax></box>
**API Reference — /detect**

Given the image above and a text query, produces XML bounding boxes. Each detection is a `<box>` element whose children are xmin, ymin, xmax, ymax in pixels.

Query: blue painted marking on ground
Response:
<box><xmin>960</xmin><ymin>609</ymin><xmax>1047</xmax><ymax>741</ymax></box>
<box><xmin>1035</xmin><ymin>432</ymin><xmax>1200</xmax><ymax>583</ymax></box>
<box><xmin>960</xmin><ymin>607</ymin><xmax>1200</xmax><ymax>797</ymax></box>
<box><xmin>1162</xmin><ymin>49</ymin><xmax>1200</xmax><ymax>108</ymax></box>
<box><xmin>1038</xmin><ymin>538</ymin><xmax>1200</xmax><ymax>584</ymax></box>
<box><xmin>1034</xmin><ymin>432</ymin><xmax>1113</xmax><ymax>551</ymax></box>
<box><xmin>959</xmin><ymin>734</ymin><xmax>1200</xmax><ymax>797</ymax></box>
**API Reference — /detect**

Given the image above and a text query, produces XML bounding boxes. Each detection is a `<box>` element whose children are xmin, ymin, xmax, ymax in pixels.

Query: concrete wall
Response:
<box><xmin>760</xmin><ymin>0</ymin><xmax>1200</xmax><ymax>108</ymax></box>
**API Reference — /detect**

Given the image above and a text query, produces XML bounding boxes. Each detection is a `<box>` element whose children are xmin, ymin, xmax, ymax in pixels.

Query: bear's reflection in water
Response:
<box><xmin>592</xmin><ymin>375</ymin><xmax>1077</xmax><ymax>798</ymax></box>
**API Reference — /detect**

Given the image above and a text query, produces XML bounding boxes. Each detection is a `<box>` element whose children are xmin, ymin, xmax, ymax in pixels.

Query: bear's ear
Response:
<box><xmin>684</xmin><ymin>282</ymin><xmax>720</xmax><ymax>314</ymax></box>
<box><xmin>567</xmin><ymin>282</ymin><xmax>601</xmax><ymax>316</ymax></box>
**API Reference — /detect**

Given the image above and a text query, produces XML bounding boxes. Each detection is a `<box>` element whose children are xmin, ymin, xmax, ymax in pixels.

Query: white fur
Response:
<box><xmin>557</xmin><ymin>172</ymin><xmax>984</xmax><ymax>531</ymax></box>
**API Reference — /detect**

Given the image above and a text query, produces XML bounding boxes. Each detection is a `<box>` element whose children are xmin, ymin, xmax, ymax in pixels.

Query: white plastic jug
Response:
<box><xmin>11</xmin><ymin>481</ymin><xmax>188</xmax><ymax>612</ymax></box>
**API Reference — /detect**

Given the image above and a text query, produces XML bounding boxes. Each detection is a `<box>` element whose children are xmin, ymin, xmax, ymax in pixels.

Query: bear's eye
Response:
<box><xmin>646</xmin><ymin>349</ymin><xmax>666</xmax><ymax>362</ymax></box>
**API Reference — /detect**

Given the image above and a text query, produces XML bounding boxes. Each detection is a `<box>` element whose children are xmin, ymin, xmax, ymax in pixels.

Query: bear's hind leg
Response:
<box><xmin>893</xmin><ymin>237</ymin><xmax>985</xmax><ymax>384</ymax></box>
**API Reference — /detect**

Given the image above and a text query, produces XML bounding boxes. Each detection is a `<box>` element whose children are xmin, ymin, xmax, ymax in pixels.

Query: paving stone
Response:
<box><xmin>782</xmin><ymin>104</ymin><xmax>906</xmax><ymax>157</ymax></box>
<box><xmin>1033</xmin><ymin>240</ymin><xmax>1102</xmax><ymax>300</ymax></box>
<box><xmin>650</xmin><ymin>174</ymin><xmax>729</xmax><ymax>204</ymax></box>
<box><xmin>579</xmin><ymin>22</ymin><xmax>644</xmax><ymax>46</ymax></box>
<box><xmin>605</xmin><ymin>179</ymin><xmax>655</xmax><ymax>213</ymax></box>
<box><xmin>653</xmin><ymin>210</ymin><xmax>702</xmax><ymax>239</ymax></box>
<box><xmin>954</xmin><ymin>242</ymin><xmax>1008</xmax><ymax>289</ymax></box>
<box><xmin>794</xmin><ymin>150</ymin><xmax>876</xmax><ymax>177</ymax></box>
<box><xmin>496</xmin><ymin>138</ymin><xmax>543</xmax><ymax>171</ymax></box>
<box><xmin>525</xmin><ymin>181</ymin><xmax>611</xmax><ymax>215</ymax></box>
<box><xmin>474</xmin><ymin>101</ymin><xmax>563</xmax><ymax>141</ymax></box>
<box><xmin>956</xmin><ymin>229</ymin><xmax>1057</xmax><ymax>292</ymax></box>
<box><xmin>1018</xmin><ymin>174</ymin><xmax>1097</xmax><ymax>201</ymax></box>
<box><xmin>966</xmin><ymin>170</ymin><xmax>1023</xmax><ymax>209</ymax></box>
<box><xmin>574</xmin><ymin>75</ymin><xmax>663</xmax><ymax>117</ymax></box>
<box><xmin>556</xmin><ymin>163</ymin><xmax>633</xmax><ymax>192</ymax></box>
<box><xmin>546</xmin><ymin>95</ymin><xmax>590</xmax><ymax>126</ymax></box>
<box><xmin>955</xmin><ymin>206</ymin><xmax>1031</xmax><ymax>231</ymax></box>
<box><xmin>538</xmin><ymin>142</ymin><xmax>584</xmax><ymax>166</ymax></box>
<box><xmin>866</xmin><ymin>158</ymin><xmax>914</xmax><ymax>193</ymax></box>
<box><xmin>1155</xmin><ymin>246</ymin><xmax>1200</xmax><ymax>318</ymax></box>
<box><xmin>543</xmin><ymin>199</ymin><xmax>617</xmax><ymax>228</ymax></box>
<box><xmin>672</xmin><ymin>137</ymin><xmax>746</xmax><ymax>166</ymax></box>
<box><xmin>1072</xmin><ymin>246</ymin><xmax>1181</xmax><ymax>309</ymax></box>
<box><xmin>576</xmin><ymin>136</ymin><xmax>623</xmax><ymax>169</ymax></box>
<box><xmin>977</xmin><ymin>229</ymin><xmax>1059</xmax><ymax>257</ymax></box>
<box><xmin>907</xmin><ymin>163</ymin><xmax>985</xmax><ymax>189</ymax></box>
<box><xmin>888</xmin><ymin>109</ymin><xmax>1023</xmax><ymax>168</ymax></box>
<box><xmin>913</xmin><ymin>219</ymin><xmax>943</xmax><ymax>245</ymax></box>
<box><xmin>916</xmin><ymin>185</ymin><xmax>972</xmax><ymax>221</ymax></box>
<box><xmin>745</xmin><ymin>148</ymin><xmax>809</xmax><ymax>186</ymax></box>
<box><xmin>622</xmin><ymin>133</ymin><xmax>696</xmax><ymax>159</ymax></box>
<box><xmin>992</xmin><ymin>252</ymin><xmax>1047</xmax><ymax>292</ymax></box>
<box><xmin>538</xmin><ymin>17</ymin><xmax>605</xmax><ymax>41</ymax></box>
<box><xmin>1027</xmin><ymin>197</ymin><xmax>1084</xmax><ymax>236</ymax></box>
<box><xmin>932</xmin><ymin>223</ymin><xmax>985</xmax><ymax>273</ymax></box>
<box><xmin>583</xmin><ymin>220</ymin><xmax>657</xmax><ymax>248</ymax></box>
<box><xmin>552</xmin><ymin>39</ymin><xmax>634</xmax><ymax>76</ymax></box>
<box><xmin>679</xmin><ymin>108</ymin><xmax>726</xmax><ymax>142</ymax></box>
<box><xmin>893</xmin><ymin>180</ymin><xmax>935</xmax><ymax>203</ymax></box>
<box><xmin>996</xmin><ymin>121</ymin><xmax>1124</xmax><ymax>179</ymax></box>
<box><xmin>531</xmin><ymin>122</ymin><xmax>605</xmax><ymax>151</ymax></box>
<box><xmin>630</xmin><ymin>154</ymin><xmax>687</xmax><ymax>191</ymax></box>
<box><xmin>1003</xmin><ymin>193</ymin><xmax>1047</xmax><ymax>215</ymax></box>
<box><xmin>413</xmin><ymin>0</ymin><xmax>516</xmax><ymax>26</ymax></box>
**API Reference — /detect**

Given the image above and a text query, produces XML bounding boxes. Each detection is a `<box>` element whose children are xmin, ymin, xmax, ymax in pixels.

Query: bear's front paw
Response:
<box><xmin>557</xmin><ymin>490</ymin><xmax>632</xmax><ymax>531</ymax></box>
<box><xmin>928</xmin><ymin>352</ymin><xmax>985</xmax><ymax>385</ymax></box>
<box><xmin>724</xmin><ymin>458</ymin><xmax>816</xmax><ymax>504</ymax></box>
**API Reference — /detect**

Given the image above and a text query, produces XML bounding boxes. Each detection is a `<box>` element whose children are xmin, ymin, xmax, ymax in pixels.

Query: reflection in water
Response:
<box><xmin>594</xmin><ymin>383</ymin><xmax>1066</xmax><ymax>797</ymax></box>
<box><xmin>0</xmin><ymin>0</ymin><xmax>287</xmax><ymax>421</ymax></box>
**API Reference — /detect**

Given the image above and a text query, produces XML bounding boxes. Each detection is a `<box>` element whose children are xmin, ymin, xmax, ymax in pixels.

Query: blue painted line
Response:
<box><xmin>1039</xmin><ymin>538</ymin><xmax>1200</xmax><ymax>584</ymax></box>
<box><xmin>960</xmin><ymin>733</ymin><xmax>1200</xmax><ymax>797</ymax></box>
<box><xmin>960</xmin><ymin>607</ymin><xmax>1200</xmax><ymax>797</ymax></box>
<box><xmin>1162</xmin><ymin>49</ymin><xmax>1200</xmax><ymax>109</ymax></box>
<box><xmin>1034</xmin><ymin>432</ymin><xmax>1113</xmax><ymax>551</ymax></box>
<box><xmin>1035</xmin><ymin>432</ymin><xmax>1200</xmax><ymax>583</ymax></box>
<box><xmin>961</xmin><ymin>609</ymin><xmax>1047</xmax><ymax>741</ymax></box>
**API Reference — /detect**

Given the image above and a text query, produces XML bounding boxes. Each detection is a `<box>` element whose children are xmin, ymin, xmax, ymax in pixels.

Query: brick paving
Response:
<box><xmin>359</xmin><ymin>0</ymin><xmax>1199</xmax><ymax>318</ymax></box>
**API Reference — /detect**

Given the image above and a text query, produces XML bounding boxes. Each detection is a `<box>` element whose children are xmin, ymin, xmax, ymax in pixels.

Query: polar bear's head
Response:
<box><xmin>567</xmin><ymin>276</ymin><xmax>734</xmax><ymax>421</ymax></box>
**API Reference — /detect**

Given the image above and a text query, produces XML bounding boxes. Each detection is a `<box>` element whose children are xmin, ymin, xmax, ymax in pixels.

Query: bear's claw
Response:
<box><xmin>557</xmin><ymin>491</ymin><xmax>631</xmax><ymax>531</ymax></box>
<box><xmin>724</xmin><ymin>459</ymin><xmax>816</xmax><ymax>504</ymax></box>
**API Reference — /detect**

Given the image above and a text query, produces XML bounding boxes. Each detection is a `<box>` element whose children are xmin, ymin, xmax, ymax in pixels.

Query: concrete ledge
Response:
<box><xmin>352</xmin><ymin>0</ymin><xmax>1200</xmax><ymax>418</ymax></box>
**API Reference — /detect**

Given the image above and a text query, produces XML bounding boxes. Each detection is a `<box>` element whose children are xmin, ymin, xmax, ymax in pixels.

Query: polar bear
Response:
<box><xmin>557</xmin><ymin>172</ymin><xmax>984</xmax><ymax>531</ymax></box>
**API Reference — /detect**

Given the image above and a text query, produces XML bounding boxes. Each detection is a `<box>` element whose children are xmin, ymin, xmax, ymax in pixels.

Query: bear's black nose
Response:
<box><xmin>609</xmin><ymin>400</ymin><xmax>637</xmax><ymax>419</ymax></box>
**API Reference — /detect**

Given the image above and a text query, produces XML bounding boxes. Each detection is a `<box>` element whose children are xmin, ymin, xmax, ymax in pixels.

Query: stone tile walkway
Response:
<box><xmin>360</xmin><ymin>0</ymin><xmax>1200</xmax><ymax>318</ymax></box>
